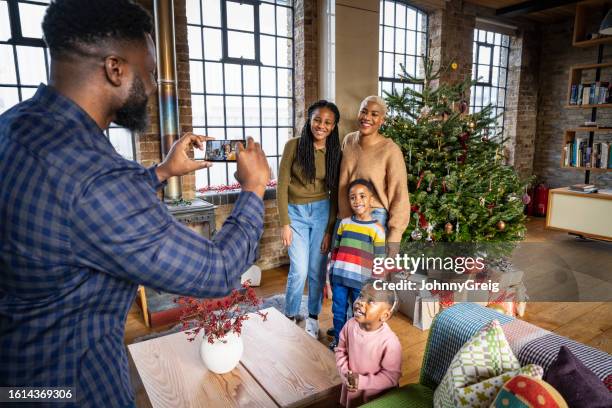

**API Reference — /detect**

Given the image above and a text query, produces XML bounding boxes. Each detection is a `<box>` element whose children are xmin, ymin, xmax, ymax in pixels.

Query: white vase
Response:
<box><xmin>199</xmin><ymin>331</ymin><xmax>244</xmax><ymax>374</ymax></box>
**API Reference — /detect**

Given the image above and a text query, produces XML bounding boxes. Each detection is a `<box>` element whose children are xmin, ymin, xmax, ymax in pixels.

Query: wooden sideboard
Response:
<box><xmin>546</xmin><ymin>187</ymin><xmax>612</xmax><ymax>241</ymax></box>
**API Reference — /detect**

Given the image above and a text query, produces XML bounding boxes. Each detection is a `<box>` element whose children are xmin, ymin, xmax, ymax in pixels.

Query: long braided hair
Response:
<box><xmin>296</xmin><ymin>100</ymin><xmax>342</xmax><ymax>191</ymax></box>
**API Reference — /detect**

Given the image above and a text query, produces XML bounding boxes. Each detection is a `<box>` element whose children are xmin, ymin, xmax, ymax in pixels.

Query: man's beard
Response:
<box><xmin>115</xmin><ymin>75</ymin><xmax>149</xmax><ymax>132</ymax></box>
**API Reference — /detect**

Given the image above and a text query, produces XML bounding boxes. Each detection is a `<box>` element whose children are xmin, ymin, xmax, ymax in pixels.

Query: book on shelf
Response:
<box><xmin>582</xmin><ymin>84</ymin><xmax>590</xmax><ymax>105</ymax></box>
<box><xmin>569</xmin><ymin>183</ymin><xmax>597</xmax><ymax>193</ymax></box>
<box><xmin>573</xmin><ymin>82</ymin><xmax>611</xmax><ymax>105</ymax></box>
<box><xmin>603</xmin><ymin>142</ymin><xmax>610</xmax><ymax>168</ymax></box>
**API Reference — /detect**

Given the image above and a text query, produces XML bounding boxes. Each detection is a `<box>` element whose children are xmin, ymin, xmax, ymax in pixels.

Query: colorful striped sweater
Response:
<box><xmin>329</xmin><ymin>216</ymin><xmax>386</xmax><ymax>289</ymax></box>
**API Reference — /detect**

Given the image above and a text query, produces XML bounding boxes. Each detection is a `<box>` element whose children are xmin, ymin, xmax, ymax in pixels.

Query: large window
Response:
<box><xmin>0</xmin><ymin>0</ymin><xmax>136</xmax><ymax>160</ymax></box>
<box><xmin>378</xmin><ymin>0</ymin><xmax>427</xmax><ymax>96</ymax></box>
<box><xmin>470</xmin><ymin>29</ymin><xmax>510</xmax><ymax>136</ymax></box>
<box><xmin>187</xmin><ymin>0</ymin><xmax>294</xmax><ymax>188</ymax></box>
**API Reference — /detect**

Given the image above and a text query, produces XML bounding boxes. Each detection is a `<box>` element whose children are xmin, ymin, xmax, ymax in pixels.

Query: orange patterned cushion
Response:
<box><xmin>492</xmin><ymin>375</ymin><xmax>568</xmax><ymax>408</ymax></box>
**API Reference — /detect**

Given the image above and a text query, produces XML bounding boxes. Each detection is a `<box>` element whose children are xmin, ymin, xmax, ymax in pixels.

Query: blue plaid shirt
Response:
<box><xmin>0</xmin><ymin>85</ymin><xmax>264</xmax><ymax>407</ymax></box>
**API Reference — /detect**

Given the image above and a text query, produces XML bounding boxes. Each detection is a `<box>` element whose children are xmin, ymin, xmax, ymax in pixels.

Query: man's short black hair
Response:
<box><xmin>348</xmin><ymin>178</ymin><xmax>375</xmax><ymax>194</ymax></box>
<box><xmin>42</xmin><ymin>0</ymin><xmax>153</xmax><ymax>58</ymax></box>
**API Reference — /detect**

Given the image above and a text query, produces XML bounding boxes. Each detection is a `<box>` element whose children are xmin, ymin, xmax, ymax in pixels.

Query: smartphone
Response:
<box><xmin>197</xmin><ymin>140</ymin><xmax>245</xmax><ymax>162</ymax></box>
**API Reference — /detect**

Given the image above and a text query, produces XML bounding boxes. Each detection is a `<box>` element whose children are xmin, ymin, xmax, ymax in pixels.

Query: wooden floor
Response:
<box><xmin>125</xmin><ymin>217</ymin><xmax>612</xmax><ymax>390</ymax></box>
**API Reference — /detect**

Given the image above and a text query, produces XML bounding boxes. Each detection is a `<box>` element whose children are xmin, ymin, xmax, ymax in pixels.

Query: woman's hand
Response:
<box><xmin>320</xmin><ymin>232</ymin><xmax>331</xmax><ymax>253</ymax></box>
<box><xmin>281</xmin><ymin>225</ymin><xmax>293</xmax><ymax>248</ymax></box>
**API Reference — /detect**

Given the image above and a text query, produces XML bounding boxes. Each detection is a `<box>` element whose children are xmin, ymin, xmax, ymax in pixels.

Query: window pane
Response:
<box><xmin>277</xmin><ymin>68</ymin><xmax>291</xmax><ymax>97</ymax></box>
<box><xmin>203</xmin><ymin>28</ymin><xmax>222</xmax><ymax>60</ymax></box>
<box><xmin>261</xmin><ymin>97</ymin><xmax>276</xmax><ymax>126</ymax></box>
<box><xmin>226</xmin><ymin>2</ymin><xmax>254</xmax><ymax>32</ymax></box>
<box><xmin>108</xmin><ymin>127</ymin><xmax>134</xmax><ymax>160</ymax></box>
<box><xmin>395</xmin><ymin>3</ymin><xmax>406</xmax><ymax>29</ymax></box>
<box><xmin>260</xmin><ymin>3</ymin><xmax>275</xmax><ymax>35</ymax></box>
<box><xmin>20</xmin><ymin>86</ymin><xmax>36</xmax><ymax>101</ymax></box>
<box><xmin>244</xmin><ymin>97</ymin><xmax>260</xmax><ymax>126</ymax></box>
<box><xmin>261</xmin><ymin>127</ymin><xmax>276</xmax><ymax>155</ymax></box>
<box><xmin>225</xmin><ymin>96</ymin><xmax>242</xmax><ymax>126</ymax></box>
<box><xmin>260</xmin><ymin>35</ymin><xmax>275</xmax><ymax>65</ymax></box>
<box><xmin>384</xmin><ymin>1</ymin><xmax>394</xmax><ymax>26</ymax></box>
<box><xmin>0</xmin><ymin>87</ymin><xmax>19</xmax><ymax>114</ymax></box>
<box><xmin>245</xmin><ymin>127</ymin><xmax>261</xmax><ymax>144</ymax></box>
<box><xmin>225</xmin><ymin>127</ymin><xmax>243</xmax><ymax>139</ymax></box>
<box><xmin>209</xmin><ymin>162</ymin><xmax>227</xmax><ymax>185</ymax></box>
<box><xmin>192</xmin><ymin>94</ymin><xmax>206</xmax><ymax>126</ymax></box>
<box><xmin>206</xmin><ymin>95</ymin><xmax>225</xmax><ymax>126</ymax></box>
<box><xmin>0</xmin><ymin>1</ymin><xmax>10</xmax><ymax>41</ymax></box>
<box><xmin>189</xmin><ymin>61</ymin><xmax>204</xmax><ymax>93</ymax></box>
<box><xmin>278</xmin><ymin>97</ymin><xmax>291</xmax><ymax>127</ymax></box>
<box><xmin>277</xmin><ymin>6</ymin><xmax>291</xmax><ymax>37</ymax></box>
<box><xmin>406</xmin><ymin>30</ymin><xmax>416</xmax><ymax>55</ymax></box>
<box><xmin>260</xmin><ymin>66</ymin><xmax>276</xmax><ymax>95</ymax></box>
<box><xmin>383</xmin><ymin>27</ymin><xmax>393</xmax><ymax>52</ymax></box>
<box><xmin>224</xmin><ymin>63</ymin><xmax>241</xmax><ymax>94</ymax></box>
<box><xmin>478</xmin><ymin>45</ymin><xmax>491</xmax><ymax>65</ymax></box>
<box><xmin>188</xmin><ymin>27</ymin><xmax>203</xmax><ymax>60</ymax></box>
<box><xmin>243</xmin><ymin>65</ymin><xmax>259</xmax><ymax>95</ymax></box>
<box><xmin>19</xmin><ymin>3</ymin><xmax>45</xmax><ymax>39</ymax></box>
<box><xmin>17</xmin><ymin>46</ymin><xmax>46</xmax><ymax>85</ymax></box>
<box><xmin>0</xmin><ymin>45</ymin><xmax>17</xmax><ymax>84</ymax></box>
<box><xmin>227</xmin><ymin>31</ymin><xmax>255</xmax><ymax>59</ymax></box>
<box><xmin>186</xmin><ymin>0</ymin><xmax>201</xmax><ymax>25</ymax></box>
<box><xmin>278</xmin><ymin>127</ymin><xmax>291</xmax><ymax>153</ymax></box>
<box><xmin>383</xmin><ymin>52</ymin><xmax>393</xmax><ymax>78</ymax></box>
<box><xmin>203</xmin><ymin>0</ymin><xmax>221</xmax><ymax>27</ymax></box>
<box><xmin>204</xmin><ymin>62</ymin><xmax>223</xmax><ymax>93</ymax></box>
<box><xmin>407</xmin><ymin>7</ymin><xmax>417</xmax><ymax>31</ymax></box>
<box><xmin>395</xmin><ymin>29</ymin><xmax>405</xmax><ymax>54</ymax></box>
<box><xmin>477</xmin><ymin>64</ymin><xmax>489</xmax><ymax>83</ymax></box>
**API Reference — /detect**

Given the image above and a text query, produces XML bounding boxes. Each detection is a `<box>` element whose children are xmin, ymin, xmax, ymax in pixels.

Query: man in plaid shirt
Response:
<box><xmin>0</xmin><ymin>0</ymin><xmax>270</xmax><ymax>406</ymax></box>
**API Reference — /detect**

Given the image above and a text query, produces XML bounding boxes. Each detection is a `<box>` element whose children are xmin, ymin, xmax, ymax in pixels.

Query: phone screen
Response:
<box><xmin>201</xmin><ymin>140</ymin><xmax>245</xmax><ymax>162</ymax></box>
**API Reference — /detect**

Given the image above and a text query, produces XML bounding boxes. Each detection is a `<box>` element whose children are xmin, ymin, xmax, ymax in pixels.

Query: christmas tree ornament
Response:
<box><xmin>496</xmin><ymin>220</ymin><xmax>506</xmax><ymax>231</ymax></box>
<box><xmin>425</xmin><ymin>223</ymin><xmax>435</xmax><ymax>241</ymax></box>
<box><xmin>444</xmin><ymin>222</ymin><xmax>453</xmax><ymax>234</ymax></box>
<box><xmin>522</xmin><ymin>193</ymin><xmax>531</xmax><ymax>205</ymax></box>
<box><xmin>480</xmin><ymin>196</ymin><xmax>486</xmax><ymax>207</ymax></box>
<box><xmin>459</xmin><ymin>99</ymin><xmax>468</xmax><ymax>114</ymax></box>
<box><xmin>468</xmin><ymin>121</ymin><xmax>476</xmax><ymax>130</ymax></box>
<box><xmin>411</xmin><ymin>229</ymin><xmax>423</xmax><ymax>241</ymax></box>
<box><xmin>451</xmin><ymin>62</ymin><xmax>458</xmax><ymax>70</ymax></box>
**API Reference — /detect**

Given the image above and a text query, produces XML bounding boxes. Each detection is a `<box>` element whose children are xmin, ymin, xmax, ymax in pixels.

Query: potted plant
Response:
<box><xmin>175</xmin><ymin>282</ymin><xmax>267</xmax><ymax>374</ymax></box>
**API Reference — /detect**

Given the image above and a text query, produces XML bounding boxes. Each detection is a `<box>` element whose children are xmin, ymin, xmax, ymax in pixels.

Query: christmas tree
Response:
<box><xmin>383</xmin><ymin>57</ymin><xmax>530</xmax><ymax>251</ymax></box>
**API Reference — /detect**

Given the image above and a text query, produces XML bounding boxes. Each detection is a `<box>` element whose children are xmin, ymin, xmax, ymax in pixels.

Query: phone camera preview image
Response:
<box><xmin>205</xmin><ymin>140</ymin><xmax>243</xmax><ymax>162</ymax></box>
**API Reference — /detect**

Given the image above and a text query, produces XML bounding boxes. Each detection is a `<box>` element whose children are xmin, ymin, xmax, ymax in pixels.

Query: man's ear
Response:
<box><xmin>103</xmin><ymin>55</ymin><xmax>125</xmax><ymax>87</ymax></box>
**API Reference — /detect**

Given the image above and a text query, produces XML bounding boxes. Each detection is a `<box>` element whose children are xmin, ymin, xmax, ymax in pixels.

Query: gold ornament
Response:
<box><xmin>496</xmin><ymin>220</ymin><xmax>506</xmax><ymax>231</ymax></box>
<box><xmin>469</xmin><ymin>121</ymin><xmax>476</xmax><ymax>129</ymax></box>
<box><xmin>451</xmin><ymin>62</ymin><xmax>458</xmax><ymax>70</ymax></box>
<box><xmin>444</xmin><ymin>222</ymin><xmax>453</xmax><ymax>234</ymax></box>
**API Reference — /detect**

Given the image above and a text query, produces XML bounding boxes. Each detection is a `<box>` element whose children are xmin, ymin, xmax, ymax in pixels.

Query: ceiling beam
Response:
<box><xmin>496</xmin><ymin>0</ymin><xmax>580</xmax><ymax>18</ymax></box>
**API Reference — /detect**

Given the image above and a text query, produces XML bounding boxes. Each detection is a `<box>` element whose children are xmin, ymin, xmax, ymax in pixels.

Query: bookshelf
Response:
<box><xmin>573</xmin><ymin>1</ymin><xmax>612</xmax><ymax>47</ymax></box>
<box><xmin>560</xmin><ymin>128</ymin><xmax>612</xmax><ymax>172</ymax></box>
<box><xmin>565</xmin><ymin>63</ymin><xmax>612</xmax><ymax>108</ymax></box>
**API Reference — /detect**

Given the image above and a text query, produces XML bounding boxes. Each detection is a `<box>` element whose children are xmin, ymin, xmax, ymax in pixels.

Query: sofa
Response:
<box><xmin>362</xmin><ymin>302</ymin><xmax>612</xmax><ymax>407</ymax></box>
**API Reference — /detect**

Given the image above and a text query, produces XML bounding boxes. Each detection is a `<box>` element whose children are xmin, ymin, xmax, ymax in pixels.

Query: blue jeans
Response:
<box><xmin>332</xmin><ymin>282</ymin><xmax>361</xmax><ymax>342</ymax></box>
<box><xmin>329</xmin><ymin>207</ymin><xmax>388</xmax><ymax>339</ymax></box>
<box><xmin>284</xmin><ymin>199</ymin><xmax>330</xmax><ymax>318</ymax></box>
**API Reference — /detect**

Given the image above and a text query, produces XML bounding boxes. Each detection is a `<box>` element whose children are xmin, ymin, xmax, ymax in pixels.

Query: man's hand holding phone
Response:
<box><xmin>235</xmin><ymin>137</ymin><xmax>270</xmax><ymax>199</ymax></box>
<box><xmin>155</xmin><ymin>132</ymin><xmax>214</xmax><ymax>183</ymax></box>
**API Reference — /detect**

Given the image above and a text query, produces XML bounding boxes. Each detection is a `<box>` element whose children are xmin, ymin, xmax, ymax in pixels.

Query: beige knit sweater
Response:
<box><xmin>338</xmin><ymin>132</ymin><xmax>410</xmax><ymax>242</ymax></box>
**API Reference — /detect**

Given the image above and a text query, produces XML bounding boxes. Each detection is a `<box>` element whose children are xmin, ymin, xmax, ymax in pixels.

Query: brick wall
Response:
<box><xmin>294</xmin><ymin>0</ymin><xmax>319</xmax><ymax>133</ymax></box>
<box><xmin>534</xmin><ymin>17</ymin><xmax>612</xmax><ymax>188</ymax></box>
<box><xmin>214</xmin><ymin>199</ymin><xmax>288</xmax><ymax>271</ymax></box>
<box><xmin>504</xmin><ymin>28</ymin><xmax>540</xmax><ymax>179</ymax></box>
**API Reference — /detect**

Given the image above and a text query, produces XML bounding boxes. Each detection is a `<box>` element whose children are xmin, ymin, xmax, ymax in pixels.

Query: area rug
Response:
<box><xmin>133</xmin><ymin>294</ymin><xmax>308</xmax><ymax>343</ymax></box>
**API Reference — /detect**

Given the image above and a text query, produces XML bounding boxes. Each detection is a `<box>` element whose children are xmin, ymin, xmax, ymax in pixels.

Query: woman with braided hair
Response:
<box><xmin>277</xmin><ymin>100</ymin><xmax>342</xmax><ymax>338</ymax></box>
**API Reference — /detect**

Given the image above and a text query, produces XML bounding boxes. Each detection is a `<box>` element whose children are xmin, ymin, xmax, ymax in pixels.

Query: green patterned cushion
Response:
<box><xmin>433</xmin><ymin>320</ymin><xmax>526</xmax><ymax>408</ymax></box>
<box><xmin>454</xmin><ymin>364</ymin><xmax>543</xmax><ymax>407</ymax></box>
<box><xmin>361</xmin><ymin>383</ymin><xmax>434</xmax><ymax>408</ymax></box>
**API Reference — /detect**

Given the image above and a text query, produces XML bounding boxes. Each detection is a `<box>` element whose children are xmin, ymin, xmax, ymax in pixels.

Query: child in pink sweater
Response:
<box><xmin>334</xmin><ymin>279</ymin><xmax>402</xmax><ymax>407</ymax></box>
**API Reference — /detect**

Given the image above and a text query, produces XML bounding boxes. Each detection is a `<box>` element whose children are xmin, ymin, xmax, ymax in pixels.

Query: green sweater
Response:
<box><xmin>277</xmin><ymin>137</ymin><xmax>338</xmax><ymax>233</ymax></box>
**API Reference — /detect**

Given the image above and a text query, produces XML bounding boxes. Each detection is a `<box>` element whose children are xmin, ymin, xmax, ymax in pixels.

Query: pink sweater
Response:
<box><xmin>335</xmin><ymin>318</ymin><xmax>402</xmax><ymax>407</ymax></box>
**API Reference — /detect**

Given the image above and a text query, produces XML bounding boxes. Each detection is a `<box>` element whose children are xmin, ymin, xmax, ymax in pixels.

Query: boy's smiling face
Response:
<box><xmin>353</xmin><ymin>284</ymin><xmax>392</xmax><ymax>331</ymax></box>
<box><xmin>349</xmin><ymin>183</ymin><xmax>373</xmax><ymax>219</ymax></box>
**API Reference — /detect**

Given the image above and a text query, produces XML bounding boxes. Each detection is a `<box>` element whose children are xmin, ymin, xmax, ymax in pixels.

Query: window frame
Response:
<box><xmin>1</xmin><ymin>0</ymin><xmax>137</xmax><ymax>160</ymax></box>
<box><xmin>470</xmin><ymin>28</ymin><xmax>511</xmax><ymax>136</ymax></box>
<box><xmin>188</xmin><ymin>0</ymin><xmax>295</xmax><ymax>188</ymax></box>
<box><xmin>220</xmin><ymin>0</ymin><xmax>261</xmax><ymax>66</ymax></box>
<box><xmin>378</xmin><ymin>0</ymin><xmax>428</xmax><ymax>96</ymax></box>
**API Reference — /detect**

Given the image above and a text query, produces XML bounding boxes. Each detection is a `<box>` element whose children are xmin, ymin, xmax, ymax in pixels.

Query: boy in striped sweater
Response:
<box><xmin>329</xmin><ymin>179</ymin><xmax>386</xmax><ymax>348</ymax></box>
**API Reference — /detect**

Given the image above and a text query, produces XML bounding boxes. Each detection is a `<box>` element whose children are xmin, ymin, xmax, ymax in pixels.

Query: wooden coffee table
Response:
<box><xmin>128</xmin><ymin>307</ymin><xmax>341</xmax><ymax>407</ymax></box>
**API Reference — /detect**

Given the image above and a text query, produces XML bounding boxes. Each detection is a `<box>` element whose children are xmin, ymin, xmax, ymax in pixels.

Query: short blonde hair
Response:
<box><xmin>359</xmin><ymin>95</ymin><xmax>388</xmax><ymax>117</ymax></box>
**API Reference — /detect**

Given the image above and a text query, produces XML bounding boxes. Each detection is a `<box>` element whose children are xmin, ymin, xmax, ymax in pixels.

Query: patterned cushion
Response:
<box><xmin>454</xmin><ymin>364</ymin><xmax>543</xmax><ymax>407</ymax></box>
<box><xmin>492</xmin><ymin>375</ymin><xmax>568</xmax><ymax>408</ymax></box>
<box><xmin>433</xmin><ymin>320</ymin><xmax>535</xmax><ymax>408</ymax></box>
